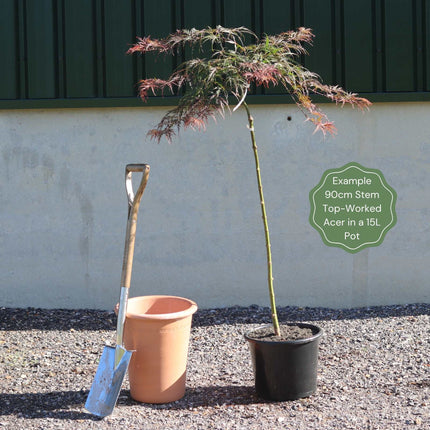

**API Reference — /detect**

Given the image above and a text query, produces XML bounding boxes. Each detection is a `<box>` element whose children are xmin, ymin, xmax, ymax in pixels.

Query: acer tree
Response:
<box><xmin>128</xmin><ymin>26</ymin><xmax>370</xmax><ymax>336</ymax></box>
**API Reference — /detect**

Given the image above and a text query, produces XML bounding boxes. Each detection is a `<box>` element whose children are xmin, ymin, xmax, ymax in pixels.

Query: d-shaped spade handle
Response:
<box><xmin>121</xmin><ymin>163</ymin><xmax>150</xmax><ymax>290</ymax></box>
<box><xmin>125</xmin><ymin>164</ymin><xmax>150</xmax><ymax>210</ymax></box>
<box><xmin>116</xmin><ymin>164</ymin><xmax>150</xmax><ymax>353</ymax></box>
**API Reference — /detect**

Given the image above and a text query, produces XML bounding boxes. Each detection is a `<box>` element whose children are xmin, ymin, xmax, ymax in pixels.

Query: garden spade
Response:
<box><xmin>85</xmin><ymin>164</ymin><xmax>150</xmax><ymax>417</ymax></box>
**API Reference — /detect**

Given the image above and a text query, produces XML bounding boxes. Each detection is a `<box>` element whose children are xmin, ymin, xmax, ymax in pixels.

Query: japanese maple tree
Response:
<box><xmin>128</xmin><ymin>26</ymin><xmax>370</xmax><ymax>336</ymax></box>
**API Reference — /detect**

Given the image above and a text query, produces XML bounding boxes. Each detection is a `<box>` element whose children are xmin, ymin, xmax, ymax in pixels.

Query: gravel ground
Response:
<box><xmin>0</xmin><ymin>304</ymin><xmax>429</xmax><ymax>429</ymax></box>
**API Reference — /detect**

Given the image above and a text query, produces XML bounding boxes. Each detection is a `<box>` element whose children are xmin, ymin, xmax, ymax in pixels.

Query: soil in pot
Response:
<box><xmin>248</xmin><ymin>324</ymin><xmax>316</xmax><ymax>342</ymax></box>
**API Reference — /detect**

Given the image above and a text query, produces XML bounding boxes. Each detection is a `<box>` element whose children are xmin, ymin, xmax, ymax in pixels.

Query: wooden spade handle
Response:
<box><xmin>116</xmin><ymin>164</ymin><xmax>150</xmax><ymax>352</ymax></box>
<box><xmin>121</xmin><ymin>164</ymin><xmax>150</xmax><ymax>289</ymax></box>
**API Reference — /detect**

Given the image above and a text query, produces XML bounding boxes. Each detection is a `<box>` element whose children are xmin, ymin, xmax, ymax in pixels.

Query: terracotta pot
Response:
<box><xmin>120</xmin><ymin>295</ymin><xmax>197</xmax><ymax>403</ymax></box>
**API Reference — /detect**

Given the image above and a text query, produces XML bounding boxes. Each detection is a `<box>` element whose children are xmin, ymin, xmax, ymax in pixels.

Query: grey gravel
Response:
<box><xmin>1</xmin><ymin>304</ymin><xmax>429</xmax><ymax>429</ymax></box>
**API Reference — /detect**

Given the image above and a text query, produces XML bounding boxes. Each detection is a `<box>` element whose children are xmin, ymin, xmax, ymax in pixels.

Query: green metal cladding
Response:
<box><xmin>1</xmin><ymin>0</ymin><xmax>430</xmax><ymax>109</ymax></box>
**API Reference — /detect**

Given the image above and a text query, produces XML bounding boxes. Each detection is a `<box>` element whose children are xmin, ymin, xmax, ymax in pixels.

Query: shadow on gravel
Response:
<box><xmin>0</xmin><ymin>386</ymin><xmax>266</xmax><ymax>420</ymax></box>
<box><xmin>131</xmin><ymin>385</ymin><xmax>265</xmax><ymax>410</ymax></box>
<box><xmin>192</xmin><ymin>304</ymin><xmax>430</xmax><ymax>327</ymax></box>
<box><xmin>0</xmin><ymin>389</ymin><xmax>102</xmax><ymax>421</ymax></box>
<box><xmin>1</xmin><ymin>304</ymin><xmax>429</xmax><ymax>331</ymax></box>
<box><xmin>0</xmin><ymin>308</ymin><xmax>115</xmax><ymax>331</ymax></box>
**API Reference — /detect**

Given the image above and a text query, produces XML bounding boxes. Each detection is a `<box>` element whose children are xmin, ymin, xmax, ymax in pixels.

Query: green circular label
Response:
<box><xmin>309</xmin><ymin>162</ymin><xmax>397</xmax><ymax>253</ymax></box>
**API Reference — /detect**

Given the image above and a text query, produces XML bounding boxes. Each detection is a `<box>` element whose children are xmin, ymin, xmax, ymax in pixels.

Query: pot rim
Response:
<box><xmin>119</xmin><ymin>295</ymin><xmax>198</xmax><ymax>320</ymax></box>
<box><xmin>244</xmin><ymin>322</ymin><xmax>323</xmax><ymax>345</ymax></box>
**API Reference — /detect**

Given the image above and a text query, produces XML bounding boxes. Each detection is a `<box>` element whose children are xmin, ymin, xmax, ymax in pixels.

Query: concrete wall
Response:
<box><xmin>1</xmin><ymin>103</ymin><xmax>429</xmax><ymax>310</ymax></box>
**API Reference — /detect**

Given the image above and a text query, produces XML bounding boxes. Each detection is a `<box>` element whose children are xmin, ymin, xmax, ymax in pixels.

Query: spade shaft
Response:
<box><xmin>85</xmin><ymin>164</ymin><xmax>150</xmax><ymax>417</ymax></box>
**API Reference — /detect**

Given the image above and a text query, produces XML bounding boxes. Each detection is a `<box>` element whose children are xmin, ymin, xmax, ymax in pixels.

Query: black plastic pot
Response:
<box><xmin>245</xmin><ymin>323</ymin><xmax>323</xmax><ymax>401</ymax></box>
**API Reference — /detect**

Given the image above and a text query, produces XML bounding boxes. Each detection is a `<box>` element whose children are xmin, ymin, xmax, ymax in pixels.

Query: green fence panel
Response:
<box><xmin>343</xmin><ymin>1</ymin><xmax>374</xmax><ymax>93</ymax></box>
<box><xmin>142</xmin><ymin>0</ymin><xmax>176</xmax><ymax>82</ymax></box>
<box><xmin>260</xmin><ymin>0</ymin><xmax>294</xmax><ymax>96</ymax></box>
<box><xmin>384</xmin><ymin>0</ymin><xmax>416</xmax><ymax>92</ymax></box>
<box><xmin>64</xmin><ymin>0</ymin><xmax>98</xmax><ymax>98</ymax></box>
<box><xmin>302</xmin><ymin>0</ymin><xmax>334</xmax><ymax>85</ymax></box>
<box><xmin>426</xmin><ymin>0</ymin><xmax>430</xmax><ymax>91</ymax></box>
<box><xmin>183</xmin><ymin>0</ymin><xmax>214</xmax><ymax>28</ymax></box>
<box><xmin>222</xmin><ymin>0</ymin><xmax>254</xmax><ymax>30</ymax></box>
<box><xmin>104</xmin><ymin>0</ymin><xmax>136</xmax><ymax>97</ymax></box>
<box><xmin>0</xmin><ymin>0</ymin><xmax>18</xmax><ymax>99</ymax></box>
<box><xmin>26</xmin><ymin>0</ymin><xmax>57</xmax><ymax>99</ymax></box>
<box><xmin>261</xmin><ymin>0</ymin><xmax>294</xmax><ymax>34</ymax></box>
<box><xmin>2</xmin><ymin>0</ymin><xmax>430</xmax><ymax>108</ymax></box>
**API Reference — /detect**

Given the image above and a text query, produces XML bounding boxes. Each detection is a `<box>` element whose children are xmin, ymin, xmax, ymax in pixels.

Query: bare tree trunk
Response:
<box><xmin>244</xmin><ymin>102</ymin><xmax>280</xmax><ymax>336</ymax></box>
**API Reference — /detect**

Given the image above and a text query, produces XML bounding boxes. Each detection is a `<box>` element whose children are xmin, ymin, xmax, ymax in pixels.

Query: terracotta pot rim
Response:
<box><xmin>125</xmin><ymin>295</ymin><xmax>198</xmax><ymax>320</ymax></box>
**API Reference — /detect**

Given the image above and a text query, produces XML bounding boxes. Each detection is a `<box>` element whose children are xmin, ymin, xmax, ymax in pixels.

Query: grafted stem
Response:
<box><xmin>243</xmin><ymin>102</ymin><xmax>280</xmax><ymax>336</ymax></box>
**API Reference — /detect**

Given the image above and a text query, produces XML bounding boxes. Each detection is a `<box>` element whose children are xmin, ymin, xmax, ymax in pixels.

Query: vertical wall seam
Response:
<box><xmin>179</xmin><ymin>0</ymin><xmax>185</xmax><ymax>70</ymax></box>
<box><xmin>210</xmin><ymin>0</ymin><xmax>217</xmax><ymax>27</ymax></box>
<box><xmin>372</xmin><ymin>0</ymin><xmax>385</xmax><ymax>92</ymax></box>
<box><xmin>55</xmin><ymin>0</ymin><xmax>65</xmax><ymax>98</ymax></box>
<box><xmin>295</xmin><ymin>0</ymin><xmax>304</xmax><ymax>65</ymax></box>
<box><xmin>259</xmin><ymin>0</ymin><xmax>265</xmax><ymax>96</ymax></box>
<box><xmin>254</xmin><ymin>0</ymin><xmax>263</xmax><ymax>96</ymax></box>
<box><xmin>17</xmin><ymin>0</ymin><xmax>28</xmax><ymax>99</ymax></box>
<box><xmin>135</xmin><ymin>0</ymin><xmax>143</xmax><ymax>92</ymax></box>
<box><xmin>339</xmin><ymin>0</ymin><xmax>345</xmax><ymax>87</ymax></box>
<box><xmin>380</xmin><ymin>0</ymin><xmax>386</xmax><ymax>92</ymax></box>
<box><xmin>298</xmin><ymin>0</ymin><xmax>304</xmax><ymax>27</ymax></box>
<box><xmin>97</xmin><ymin>0</ymin><xmax>106</xmax><ymax>98</ymax></box>
<box><xmin>414</xmin><ymin>0</ymin><xmax>424</xmax><ymax>91</ymax></box>
<box><xmin>179</xmin><ymin>0</ymin><xmax>184</xmax><ymax>30</ymax></box>
<box><xmin>331</xmin><ymin>0</ymin><xmax>336</xmax><ymax>85</ymax></box>
<box><xmin>332</xmin><ymin>0</ymin><xmax>344</xmax><ymax>86</ymax></box>
<box><xmin>13</xmin><ymin>0</ymin><xmax>20</xmax><ymax>99</ymax></box>
<box><xmin>423</xmin><ymin>0</ymin><xmax>428</xmax><ymax>90</ymax></box>
<box><xmin>219</xmin><ymin>0</ymin><xmax>225</xmax><ymax>26</ymax></box>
